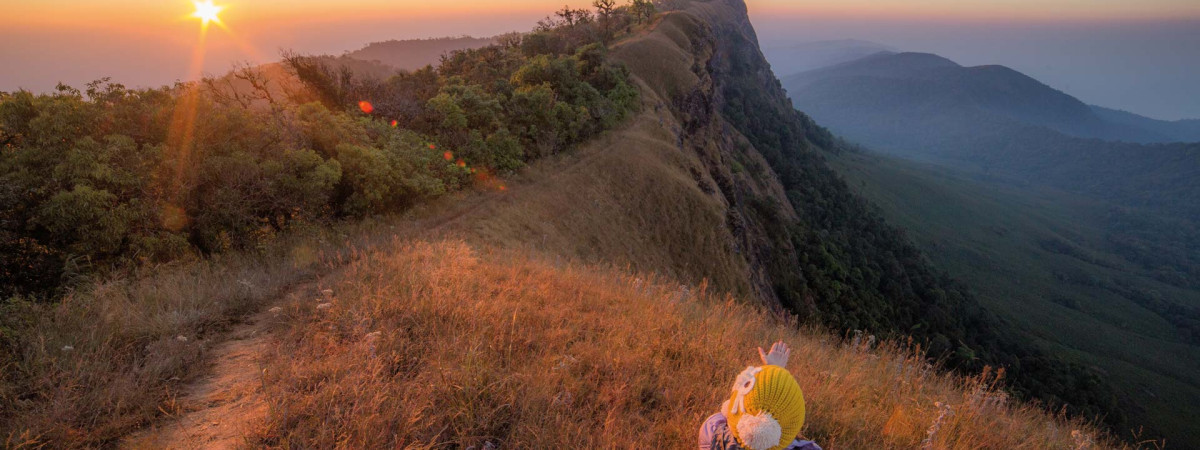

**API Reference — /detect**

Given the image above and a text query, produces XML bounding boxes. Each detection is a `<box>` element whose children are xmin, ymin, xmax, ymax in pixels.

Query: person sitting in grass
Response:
<box><xmin>699</xmin><ymin>341</ymin><xmax>821</xmax><ymax>450</ymax></box>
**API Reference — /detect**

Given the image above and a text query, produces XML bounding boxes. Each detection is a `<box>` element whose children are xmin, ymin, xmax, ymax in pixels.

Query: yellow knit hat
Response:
<box><xmin>721</xmin><ymin>365</ymin><xmax>806</xmax><ymax>450</ymax></box>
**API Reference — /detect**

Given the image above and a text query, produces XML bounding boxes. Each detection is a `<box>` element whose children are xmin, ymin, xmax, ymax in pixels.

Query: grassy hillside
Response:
<box><xmin>829</xmin><ymin>150</ymin><xmax>1200</xmax><ymax>447</ymax></box>
<box><xmin>0</xmin><ymin>0</ymin><xmax>1162</xmax><ymax>447</ymax></box>
<box><xmin>247</xmin><ymin>239</ymin><xmax>1116</xmax><ymax>448</ymax></box>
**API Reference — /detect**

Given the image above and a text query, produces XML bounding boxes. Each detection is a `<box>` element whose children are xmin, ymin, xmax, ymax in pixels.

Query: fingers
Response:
<box><xmin>758</xmin><ymin>346</ymin><xmax>768</xmax><ymax>364</ymax></box>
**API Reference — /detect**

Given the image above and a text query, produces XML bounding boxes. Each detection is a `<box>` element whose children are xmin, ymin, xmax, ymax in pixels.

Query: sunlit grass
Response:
<box><xmin>248</xmin><ymin>239</ymin><xmax>1122</xmax><ymax>448</ymax></box>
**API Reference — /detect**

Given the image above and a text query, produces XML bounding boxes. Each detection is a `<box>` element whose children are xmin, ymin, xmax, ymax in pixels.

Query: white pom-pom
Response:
<box><xmin>736</xmin><ymin>411</ymin><xmax>782</xmax><ymax>450</ymax></box>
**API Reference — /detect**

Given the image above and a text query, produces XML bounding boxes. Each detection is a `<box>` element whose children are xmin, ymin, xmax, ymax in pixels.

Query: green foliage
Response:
<box><xmin>1</xmin><ymin>18</ymin><xmax>638</xmax><ymax>299</ymax></box>
<box><xmin>629</xmin><ymin>0</ymin><xmax>656</xmax><ymax>23</ymax></box>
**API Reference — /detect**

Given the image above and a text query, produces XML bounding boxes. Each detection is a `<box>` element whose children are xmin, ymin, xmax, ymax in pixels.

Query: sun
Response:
<box><xmin>191</xmin><ymin>0</ymin><xmax>224</xmax><ymax>26</ymax></box>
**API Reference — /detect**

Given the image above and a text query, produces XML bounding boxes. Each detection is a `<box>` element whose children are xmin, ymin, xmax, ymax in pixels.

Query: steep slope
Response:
<box><xmin>684</xmin><ymin>0</ymin><xmax>1135</xmax><ymax>432</ymax></box>
<box><xmin>327</xmin><ymin>2</ymin><xmax>1128</xmax><ymax>432</ymax></box>
<box><xmin>247</xmin><ymin>240</ymin><xmax>1114</xmax><ymax>447</ymax></box>
<box><xmin>828</xmin><ymin>150</ymin><xmax>1200</xmax><ymax>448</ymax></box>
<box><xmin>0</xmin><ymin>1</ymin><xmax>1150</xmax><ymax>447</ymax></box>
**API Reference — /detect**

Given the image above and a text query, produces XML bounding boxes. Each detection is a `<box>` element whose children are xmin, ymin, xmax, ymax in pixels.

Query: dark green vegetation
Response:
<box><xmin>828</xmin><ymin>150</ymin><xmax>1200</xmax><ymax>447</ymax></box>
<box><xmin>0</xmin><ymin>19</ymin><xmax>641</xmax><ymax>301</ymax></box>
<box><xmin>776</xmin><ymin>48</ymin><xmax>1200</xmax><ymax>445</ymax></box>
<box><xmin>781</xmin><ymin>52</ymin><xmax>1200</xmax><ymax>222</ymax></box>
<box><xmin>679</xmin><ymin>0</ymin><xmax>1125</xmax><ymax>434</ymax></box>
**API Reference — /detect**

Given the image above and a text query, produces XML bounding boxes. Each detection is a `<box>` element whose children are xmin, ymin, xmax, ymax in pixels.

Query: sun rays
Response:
<box><xmin>192</xmin><ymin>1</ymin><xmax>224</xmax><ymax>27</ymax></box>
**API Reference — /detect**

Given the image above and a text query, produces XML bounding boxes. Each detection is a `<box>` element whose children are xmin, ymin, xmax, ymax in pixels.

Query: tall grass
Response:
<box><xmin>249</xmin><ymin>240</ymin><xmax>1124</xmax><ymax>448</ymax></box>
<box><xmin>0</xmin><ymin>213</ymin><xmax>449</xmax><ymax>447</ymax></box>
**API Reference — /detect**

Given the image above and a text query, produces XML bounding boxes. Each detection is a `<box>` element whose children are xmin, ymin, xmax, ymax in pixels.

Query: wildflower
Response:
<box><xmin>317</xmin><ymin>302</ymin><xmax>333</xmax><ymax>310</ymax></box>
<box><xmin>176</xmin><ymin>335</ymin><xmax>189</xmax><ymax>343</ymax></box>
<box><xmin>269</xmin><ymin>306</ymin><xmax>283</xmax><ymax>314</ymax></box>
<box><xmin>358</xmin><ymin>101</ymin><xmax>374</xmax><ymax>114</ymax></box>
<box><xmin>61</xmin><ymin>345</ymin><xmax>74</xmax><ymax>352</ymax></box>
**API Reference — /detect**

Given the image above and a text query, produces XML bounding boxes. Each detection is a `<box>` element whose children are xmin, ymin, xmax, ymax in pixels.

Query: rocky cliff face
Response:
<box><xmin>606</xmin><ymin>0</ymin><xmax>1129</xmax><ymax>436</ymax></box>
<box><xmin>443</xmin><ymin>1</ymin><xmax>1125</xmax><ymax>435</ymax></box>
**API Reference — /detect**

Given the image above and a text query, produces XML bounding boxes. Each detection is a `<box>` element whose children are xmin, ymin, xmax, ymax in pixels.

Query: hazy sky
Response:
<box><xmin>3</xmin><ymin>0</ymin><xmax>1198</xmax><ymax>119</ymax></box>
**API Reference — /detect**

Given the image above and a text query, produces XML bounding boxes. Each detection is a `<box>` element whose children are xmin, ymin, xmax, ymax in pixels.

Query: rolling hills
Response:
<box><xmin>784</xmin><ymin>51</ymin><xmax>1162</xmax><ymax>143</ymax></box>
<box><xmin>1091</xmin><ymin>105</ymin><xmax>1200</xmax><ymax>143</ymax></box>
<box><xmin>781</xmin><ymin>51</ymin><xmax>1200</xmax><ymax>222</ymax></box>
<box><xmin>761</xmin><ymin>39</ymin><xmax>895</xmax><ymax>78</ymax></box>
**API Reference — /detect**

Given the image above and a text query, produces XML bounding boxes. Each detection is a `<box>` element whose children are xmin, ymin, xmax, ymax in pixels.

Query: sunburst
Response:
<box><xmin>191</xmin><ymin>1</ymin><xmax>224</xmax><ymax>26</ymax></box>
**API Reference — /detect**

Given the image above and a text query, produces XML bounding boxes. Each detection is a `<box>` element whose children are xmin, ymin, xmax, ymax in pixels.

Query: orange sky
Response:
<box><xmin>7</xmin><ymin>0</ymin><xmax>1200</xmax><ymax>30</ymax></box>
<box><xmin>4</xmin><ymin>0</ymin><xmax>1199</xmax><ymax>119</ymax></box>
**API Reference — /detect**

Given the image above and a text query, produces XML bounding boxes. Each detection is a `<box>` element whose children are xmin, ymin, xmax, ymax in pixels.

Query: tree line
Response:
<box><xmin>0</xmin><ymin>2</ymin><xmax>652</xmax><ymax>300</ymax></box>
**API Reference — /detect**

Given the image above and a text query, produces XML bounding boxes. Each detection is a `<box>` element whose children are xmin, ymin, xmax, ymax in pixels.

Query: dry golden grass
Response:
<box><xmin>434</xmin><ymin>107</ymin><xmax>753</xmax><ymax>299</ymax></box>
<box><xmin>0</xmin><ymin>213</ymin><xmax>458</xmax><ymax>447</ymax></box>
<box><xmin>248</xmin><ymin>240</ymin><xmax>1123</xmax><ymax>449</ymax></box>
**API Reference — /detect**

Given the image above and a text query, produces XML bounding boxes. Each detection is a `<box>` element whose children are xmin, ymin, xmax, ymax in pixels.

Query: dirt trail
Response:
<box><xmin>117</xmin><ymin>195</ymin><xmax>502</xmax><ymax>449</ymax></box>
<box><xmin>120</xmin><ymin>289</ymin><xmax>305</xmax><ymax>450</ymax></box>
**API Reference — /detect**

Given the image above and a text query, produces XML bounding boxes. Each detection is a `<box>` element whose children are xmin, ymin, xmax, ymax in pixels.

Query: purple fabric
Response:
<box><xmin>698</xmin><ymin>413</ymin><xmax>822</xmax><ymax>450</ymax></box>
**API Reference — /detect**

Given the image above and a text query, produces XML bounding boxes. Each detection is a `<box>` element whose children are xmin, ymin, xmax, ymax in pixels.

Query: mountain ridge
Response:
<box><xmin>785</xmin><ymin>51</ymin><xmax>1164</xmax><ymax>143</ymax></box>
<box><xmin>781</xmin><ymin>50</ymin><xmax>1200</xmax><ymax>222</ymax></box>
<box><xmin>0</xmin><ymin>1</ymin><xmax>1156</xmax><ymax>447</ymax></box>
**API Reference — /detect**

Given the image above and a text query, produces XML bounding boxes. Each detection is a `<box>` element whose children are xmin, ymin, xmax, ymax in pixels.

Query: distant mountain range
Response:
<box><xmin>345</xmin><ymin>36</ymin><xmax>496</xmax><ymax>71</ymax></box>
<box><xmin>1090</xmin><ymin>105</ymin><xmax>1200</xmax><ymax>143</ymax></box>
<box><xmin>761</xmin><ymin>39</ymin><xmax>896</xmax><ymax>78</ymax></box>
<box><xmin>784</xmin><ymin>51</ymin><xmax>1199</xmax><ymax>144</ymax></box>
<box><xmin>779</xmin><ymin>51</ymin><xmax>1200</xmax><ymax>221</ymax></box>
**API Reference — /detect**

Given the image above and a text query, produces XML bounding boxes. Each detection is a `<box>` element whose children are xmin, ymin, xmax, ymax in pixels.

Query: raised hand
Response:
<box><xmin>758</xmin><ymin>340</ymin><xmax>791</xmax><ymax>367</ymax></box>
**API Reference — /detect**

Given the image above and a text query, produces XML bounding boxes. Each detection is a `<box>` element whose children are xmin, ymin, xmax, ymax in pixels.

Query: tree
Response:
<box><xmin>593</xmin><ymin>0</ymin><xmax>617</xmax><ymax>44</ymax></box>
<box><xmin>630</xmin><ymin>0</ymin><xmax>655</xmax><ymax>23</ymax></box>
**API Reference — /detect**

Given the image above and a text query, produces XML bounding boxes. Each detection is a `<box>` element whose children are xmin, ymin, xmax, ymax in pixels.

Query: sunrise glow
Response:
<box><xmin>192</xmin><ymin>0</ymin><xmax>224</xmax><ymax>26</ymax></box>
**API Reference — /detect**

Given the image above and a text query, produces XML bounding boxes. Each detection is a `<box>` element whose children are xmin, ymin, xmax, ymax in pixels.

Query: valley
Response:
<box><xmin>829</xmin><ymin>150</ymin><xmax>1200</xmax><ymax>446</ymax></box>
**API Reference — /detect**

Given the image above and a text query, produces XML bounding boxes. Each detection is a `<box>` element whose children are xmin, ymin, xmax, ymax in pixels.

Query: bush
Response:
<box><xmin>0</xmin><ymin>9</ymin><xmax>640</xmax><ymax>297</ymax></box>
